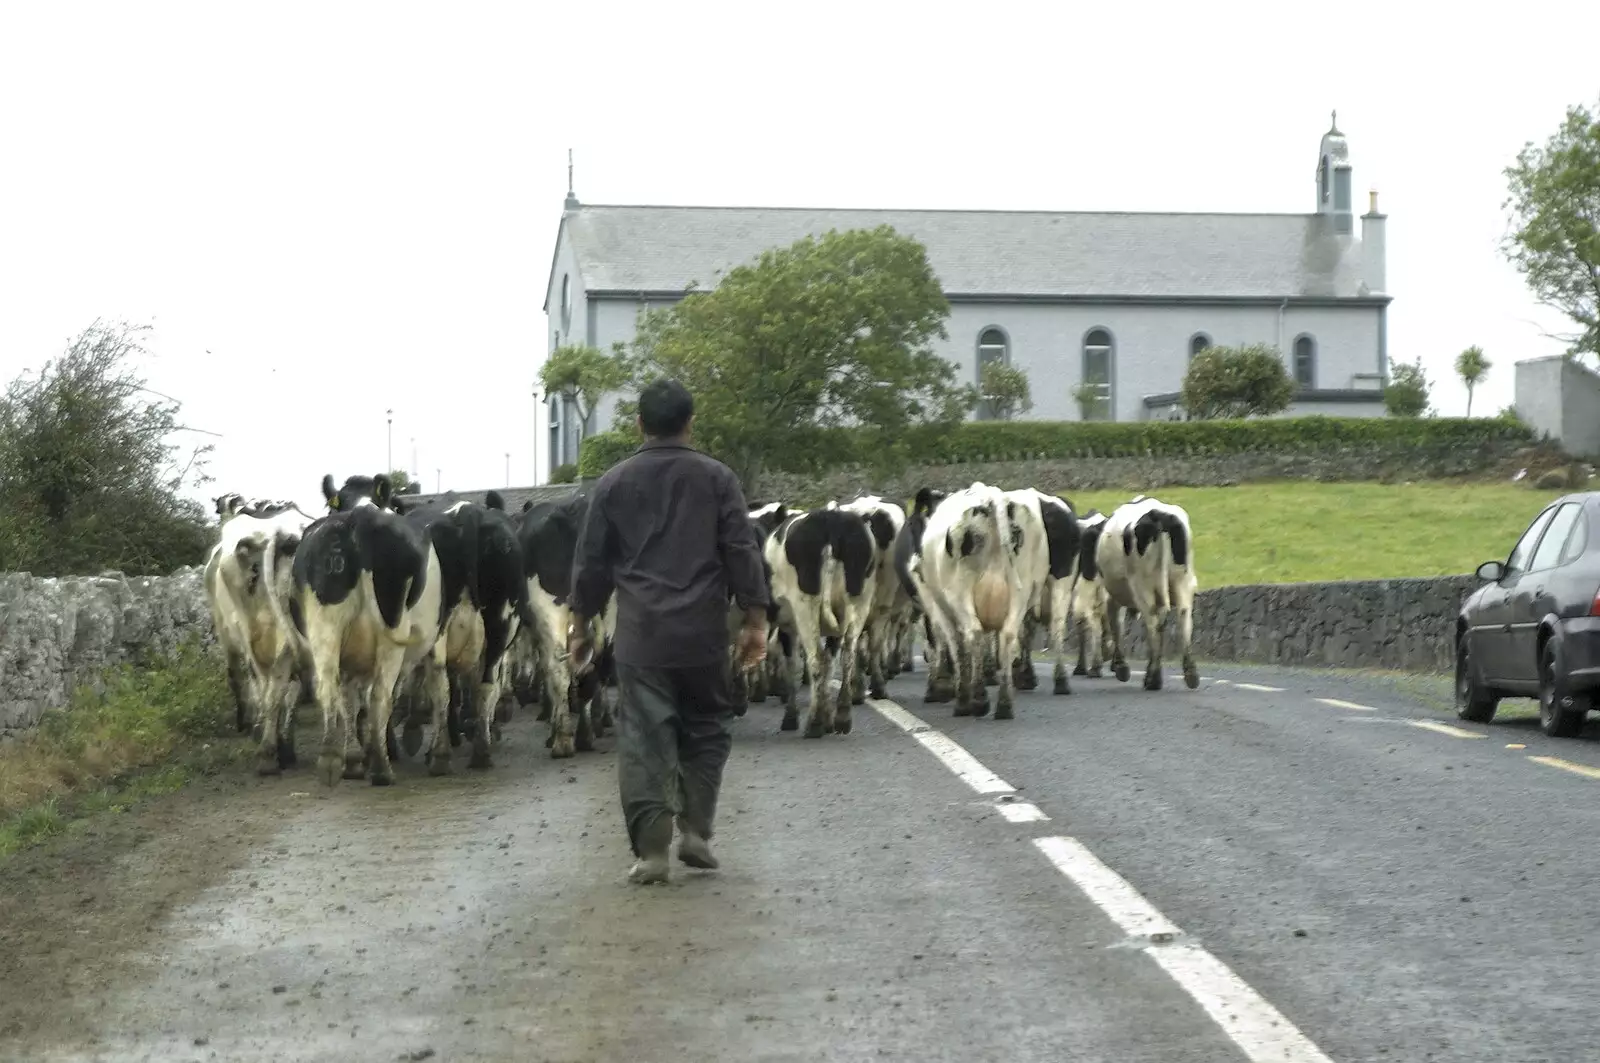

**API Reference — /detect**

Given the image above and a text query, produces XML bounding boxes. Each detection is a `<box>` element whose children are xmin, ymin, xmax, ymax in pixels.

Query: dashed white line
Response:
<box><xmin>1408</xmin><ymin>720</ymin><xmax>1487</xmax><ymax>739</ymax></box>
<box><xmin>1315</xmin><ymin>697</ymin><xmax>1377</xmax><ymax>712</ymax></box>
<box><xmin>1232</xmin><ymin>682</ymin><xmax>1285</xmax><ymax>693</ymax></box>
<box><xmin>1528</xmin><ymin>755</ymin><xmax>1600</xmax><ymax>781</ymax></box>
<box><xmin>871</xmin><ymin>697</ymin><xmax>1334</xmax><ymax>1063</ymax></box>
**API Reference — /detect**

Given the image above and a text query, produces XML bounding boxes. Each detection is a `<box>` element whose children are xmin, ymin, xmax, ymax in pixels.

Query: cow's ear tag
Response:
<box><xmin>329</xmin><ymin>495</ymin><xmax>340</xmax><ymax>509</ymax></box>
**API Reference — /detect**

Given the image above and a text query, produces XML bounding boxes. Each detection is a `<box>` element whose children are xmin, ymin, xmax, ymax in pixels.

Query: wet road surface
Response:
<box><xmin>5</xmin><ymin>661</ymin><xmax>1599</xmax><ymax>1062</ymax></box>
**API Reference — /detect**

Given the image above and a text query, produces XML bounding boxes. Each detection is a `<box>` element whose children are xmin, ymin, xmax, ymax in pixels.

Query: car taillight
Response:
<box><xmin>1593</xmin><ymin>585</ymin><xmax>1600</xmax><ymax>617</ymax></box>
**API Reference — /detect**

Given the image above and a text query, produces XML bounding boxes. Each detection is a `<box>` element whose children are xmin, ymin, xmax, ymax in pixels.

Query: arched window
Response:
<box><xmin>1293</xmin><ymin>334</ymin><xmax>1316</xmax><ymax>388</ymax></box>
<box><xmin>560</xmin><ymin>274</ymin><xmax>572</xmax><ymax>330</ymax></box>
<box><xmin>1189</xmin><ymin>333</ymin><xmax>1212</xmax><ymax>359</ymax></box>
<box><xmin>1319</xmin><ymin>156</ymin><xmax>1330</xmax><ymax>203</ymax></box>
<box><xmin>975</xmin><ymin>327</ymin><xmax>1010</xmax><ymax>420</ymax></box>
<box><xmin>1080</xmin><ymin>327</ymin><xmax>1115</xmax><ymax>422</ymax></box>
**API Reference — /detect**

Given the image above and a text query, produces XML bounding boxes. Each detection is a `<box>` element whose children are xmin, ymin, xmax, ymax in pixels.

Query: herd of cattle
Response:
<box><xmin>203</xmin><ymin>474</ymin><xmax>1200</xmax><ymax>788</ymax></box>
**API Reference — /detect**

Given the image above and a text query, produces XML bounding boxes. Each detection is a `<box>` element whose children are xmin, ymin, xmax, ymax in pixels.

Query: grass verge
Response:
<box><xmin>1066</xmin><ymin>480</ymin><xmax>1570</xmax><ymax>587</ymax></box>
<box><xmin>0</xmin><ymin>638</ymin><xmax>247</xmax><ymax>860</ymax></box>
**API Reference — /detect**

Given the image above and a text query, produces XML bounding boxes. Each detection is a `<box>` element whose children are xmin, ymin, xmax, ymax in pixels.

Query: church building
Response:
<box><xmin>540</xmin><ymin>115</ymin><xmax>1390</xmax><ymax>479</ymax></box>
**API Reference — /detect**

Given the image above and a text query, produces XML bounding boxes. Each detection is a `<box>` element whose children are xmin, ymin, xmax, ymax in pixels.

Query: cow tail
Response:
<box><xmin>1161</xmin><ymin>512</ymin><xmax>1191</xmax><ymax>569</ymax></box>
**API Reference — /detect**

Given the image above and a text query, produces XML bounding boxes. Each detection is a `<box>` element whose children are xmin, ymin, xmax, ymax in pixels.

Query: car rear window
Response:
<box><xmin>1558</xmin><ymin>508</ymin><xmax>1591</xmax><ymax>567</ymax></box>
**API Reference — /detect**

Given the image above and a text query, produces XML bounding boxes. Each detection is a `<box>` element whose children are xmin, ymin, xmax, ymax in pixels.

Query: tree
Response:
<box><xmin>1502</xmin><ymin>98</ymin><xmax>1600</xmax><ymax>365</ymax></box>
<box><xmin>979</xmin><ymin>362</ymin><xmax>1033</xmax><ymax>421</ymax></box>
<box><xmin>1454</xmin><ymin>345</ymin><xmax>1492</xmax><ymax>417</ymax></box>
<box><xmin>0</xmin><ymin>320</ymin><xmax>213</xmax><ymax>576</ymax></box>
<box><xmin>625</xmin><ymin>226</ymin><xmax>970</xmax><ymax>492</ymax></box>
<box><xmin>539</xmin><ymin>343</ymin><xmax>632</xmax><ymax>443</ymax></box>
<box><xmin>1384</xmin><ymin>358</ymin><xmax>1432</xmax><ymax>417</ymax></box>
<box><xmin>387</xmin><ymin>469</ymin><xmax>419</xmax><ymax>494</ymax></box>
<box><xmin>1179</xmin><ymin>344</ymin><xmax>1295</xmax><ymax>420</ymax></box>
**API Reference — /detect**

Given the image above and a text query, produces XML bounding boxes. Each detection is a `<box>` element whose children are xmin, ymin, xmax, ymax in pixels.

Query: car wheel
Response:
<box><xmin>1538</xmin><ymin>638</ymin><xmax>1588</xmax><ymax>739</ymax></box>
<box><xmin>1455</xmin><ymin>634</ymin><xmax>1498</xmax><ymax>723</ymax></box>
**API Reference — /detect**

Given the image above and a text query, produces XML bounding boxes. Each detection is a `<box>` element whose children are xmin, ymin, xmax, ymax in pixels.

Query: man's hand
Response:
<box><xmin>737</xmin><ymin>621</ymin><xmax>768</xmax><ymax>670</ymax></box>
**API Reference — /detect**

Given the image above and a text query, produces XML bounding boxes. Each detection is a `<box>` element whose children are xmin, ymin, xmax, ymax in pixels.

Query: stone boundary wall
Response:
<box><xmin>1120</xmin><ymin>575</ymin><xmax>1478</xmax><ymax>675</ymax></box>
<box><xmin>0</xmin><ymin>567</ymin><xmax>213</xmax><ymax>736</ymax></box>
<box><xmin>0</xmin><ymin>568</ymin><xmax>1479</xmax><ymax>735</ymax></box>
<box><xmin>758</xmin><ymin>441</ymin><xmax>1533</xmax><ymax>502</ymax></box>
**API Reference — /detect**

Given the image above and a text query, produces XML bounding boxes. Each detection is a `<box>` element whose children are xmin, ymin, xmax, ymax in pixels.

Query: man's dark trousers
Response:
<box><xmin>614</xmin><ymin>661</ymin><xmax>736</xmax><ymax>857</ymax></box>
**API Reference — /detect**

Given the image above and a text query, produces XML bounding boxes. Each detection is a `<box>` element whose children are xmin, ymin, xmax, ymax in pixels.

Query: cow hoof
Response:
<box><xmin>575</xmin><ymin>732</ymin><xmax>595</xmax><ymax>754</ymax></box>
<box><xmin>868</xmin><ymin>685</ymin><xmax>887</xmax><ymax>701</ymax></box>
<box><xmin>780</xmin><ymin>713</ymin><xmax>799</xmax><ymax>732</ymax></box>
<box><xmin>803</xmin><ymin>719</ymin><xmax>826</xmax><ymax>739</ymax></box>
<box><xmin>494</xmin><ymin>702</ymin><xmax>514</xmax><ymax>725</ymax></box>
<box><xmin>1184</xmin><ymin>668</ymin><xmax>1200</xmax><ymax>690</ymax></box>
<box><xmin>256</xmin><ymin>755</ymin><xmax>282</xmax><ymax>777</ymax></box>
<box><xmin>469</xmin><ymin>748</ymin><xmax>493</xmax><ymax>771</ymax></box>
<box><xmin>1114</xmin><ymin>663</ymin><xmax>1131</xmax><ymax>683</ymax></box>
<box><xmin>369</xmin><ymin>768</ymin><xmax>395</xmax><ymax>787</ymax></box>
<box><xmin>994</xmin><ymin>701</ymin><xmax>1014</xmax><ymax>721</ymax></box>
<box><xmin>550</xmin><ymin>737</ymin><xmax>577</xmax><ymax>759</ymax></box>
<box><xmin>1053</xmin><ymin>676</ymin><xmax>1072</xmax><ymax>696</ymax></box>
<box><xmin>834</xmin><ymin>717</ymin><xmax>853</xmax><ymax>735</ymax></box>
<box><xmin>850</xmin><ymin>692</ymin><xmax>865</xmax><ymax>706</ymax></box>
<box><xmin>342</xmin><ymin>761</ymin><xmax>366</xmax><ymax>781</ymax></box>
<box><xmin>428</xmin><ymin>755</ymin><xmax>452</xmax><ymax>777</ymax></box>
<box><xmin>1143</xmin><ymin>670</ymin><xmax>1163</xmax><ymax>691</ymax></box>
<box><xmin>316</xmin><ymin>754</ymin><xmax>342</xmax><ymax>788</ymax></box>
<box><xmin>1072</xmin><ymin>664</ymin><xmax>1088</xmax><ymax>677</ymax></box>
<box><xmin>972</xmin><ymin>698</ymin><xmax>991</xmax><ymax>718</ymax></box>
<box><xmin>953</xmin><ymin>702</ymin><xmax>973</xmax><ymax>717</ymax></box>
<box><xmin>1087</xmin><ymin>665</ymin><xmax>1104</xmax><ymax>679</ymax></box>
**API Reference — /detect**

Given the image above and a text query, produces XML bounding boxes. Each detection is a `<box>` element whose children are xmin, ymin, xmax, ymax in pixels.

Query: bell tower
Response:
<box><xmin>1316</xmin><ymin>111</ymin><xmax>1354</xmax><ymax>234</ymax></box>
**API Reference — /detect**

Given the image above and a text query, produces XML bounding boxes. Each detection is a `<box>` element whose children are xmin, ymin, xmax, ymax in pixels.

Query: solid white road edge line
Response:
<box><xmin>870</xmin><ymin>698</ymin><xmax>1336</xmax><ymax>1063</ymax></box>
<box><xmin>1408</xmin><ymin>720</ymin><xmax>1487</xmax><ymax>739</ymax></box>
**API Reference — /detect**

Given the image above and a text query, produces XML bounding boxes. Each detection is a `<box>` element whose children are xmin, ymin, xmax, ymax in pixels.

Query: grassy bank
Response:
<box><xmin>0</xmin><ymin>638</ymin><xmax>245</xmax><ymax>859</ymax></box>
<box><xmin>1064</xmin><ymin>481</ymin><xmax>1568</xmax><ymax>587</ymax></box>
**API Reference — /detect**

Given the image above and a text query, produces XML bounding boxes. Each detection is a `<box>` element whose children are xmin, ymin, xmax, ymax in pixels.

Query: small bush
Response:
<box><xmin>1385</xmin><ymin>359</ymin><xmax>1432</xmax><ymax>417</ymax></box>
<box><xmin>550</xmin><ymin>462</ymin><xmax>579</xmax><ymax>485</ymax></box>
<box><xmin>0</xmin><ymin>637</ymin><xmax>233</xmax><ymax>849</ymax></box>
<box><xmin>578</xmin><ymin>429</ymin><xmax>642</xmax><ymax>479</ymax></box>
<box><xmin>1181</xmin><ymin>343</ymin><xmax>1296</xmax><ymax>420</ymax></box>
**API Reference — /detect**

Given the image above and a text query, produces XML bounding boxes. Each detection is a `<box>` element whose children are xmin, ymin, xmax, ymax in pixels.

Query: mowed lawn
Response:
<box><xmin>1064</xmin><ymin>481</ymin><xmax>1574</xmax><ymax>588</ymax></box>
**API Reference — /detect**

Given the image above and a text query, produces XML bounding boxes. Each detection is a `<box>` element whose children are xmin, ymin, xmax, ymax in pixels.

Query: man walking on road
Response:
<box><xmin>567</xmin><ymin>377</ymin><xmax>771</xmax><ymax>884</ymax></box>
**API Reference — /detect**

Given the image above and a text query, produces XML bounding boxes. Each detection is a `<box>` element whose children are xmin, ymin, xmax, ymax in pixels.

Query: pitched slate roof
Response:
<box><xmin>560</xmin><ymin>204</ymin><xmax>1374</xmax><ymax>302</ymax></box>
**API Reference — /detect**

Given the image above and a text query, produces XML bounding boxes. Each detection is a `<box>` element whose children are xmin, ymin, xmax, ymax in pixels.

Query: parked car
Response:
<box><xmin>1457</xmin><ymin>491</ymin><xmax>1600</xmax><ymax>736</ymax></box>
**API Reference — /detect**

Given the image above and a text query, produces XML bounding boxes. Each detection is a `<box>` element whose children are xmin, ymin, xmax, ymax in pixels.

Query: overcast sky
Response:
<box><xmin>2</xmin><ymin>2</ymin><xmax>1596</xmax><ymax>512</ymax></box>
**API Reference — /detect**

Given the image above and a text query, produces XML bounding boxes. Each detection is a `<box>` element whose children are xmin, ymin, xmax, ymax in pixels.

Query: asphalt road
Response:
<box><xmin>6</xmin><ymin>660</ymin><xmax>1600</xmax><ymax>1063</ymax></box>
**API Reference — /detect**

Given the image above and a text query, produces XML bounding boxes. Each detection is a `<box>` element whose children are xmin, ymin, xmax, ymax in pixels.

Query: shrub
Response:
<box><xmin>577</xmin><ymin>416</ymin><xmax>1534</xmax><ymax>478</ymax></box>
<box><xmin>1384</xmin><ymin>359</ymin><xmax>1432</xmax><ymax>417</ymax></box>
<box><xmin>1180</xmin><ymin>343</ymin><xmax>1296</xmax><ymax>420</ymax></box>
<box><xmin>550</xmin><ymin>463</ymin><xmax>579</xmax><ymax>485</ymax></box>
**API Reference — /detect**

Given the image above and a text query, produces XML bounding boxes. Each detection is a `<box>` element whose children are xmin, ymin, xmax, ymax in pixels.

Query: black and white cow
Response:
<box><xmin>913</xmin><ymin>482</ymin><xmax>1031</xmax><ymax>719</ymax></box>
<box><xmin>215</xmin><ymin>493</ymin><xmax>303</xmax><ymax>522</ymax></box>
<box><xmin>377</xmin><ymin>484</ymin><xmax>536</xmax><ymax>773</ymax></box>
<box><xmin>202</xmin><ymin>505</ymin><xmax>318</xmax><ymax>768</ymax></box>
<box><xmin>1096</xmin><ymin>495</ymin><xmax>1200</xmax><ymax>691</ymax></box>
<box><xmin>514</xmin><ymin>491</ymin><xmax>618</xmax><ymax>759</ymax></box>
<box><xmin>840</xmin><ymin>495</ymin><xmax>911</xmax><ymax>702</ymax></box>
<box><xmin>276</xmin><ymin>474</ymin><xmax>444</xmax><ymax>787</ymax></box>
<box><xmin>1069</xmin><ymin>509</ymin><xmax>1113</xmax><ymax>678</ymax></box>
<box><xmin>729</xmin><ymin>503</ymin><xmax>789</xmax><ymax>707</ymax></box>
<box><xmin>764</xmin><ymin>503</ymin><xmax>878</xmax><ymax>737</ymax></box>
<box><xmin>892</xmin><ymin>486</ymin><xmax>953</xmax><ymax>701</ymax></box>
<box><xmin>1004</xmin><ymin>488</ymin><xmax>1083</xmax><ymax>696</ymax></box>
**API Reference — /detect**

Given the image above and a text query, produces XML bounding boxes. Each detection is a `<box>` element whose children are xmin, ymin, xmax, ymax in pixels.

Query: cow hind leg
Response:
<box><xmin>954</xmin><ymin>633</ymin><xmax>990</xmax><ymax>718</ymax></box>
<box><xmin>1013</xmin><ymin>615</ymin><xmax>1039</xmax><ymax>691</ymax></box>
<box><xmin>995</xmin><ymin>627</ymin><xmax>1020</xmax><ymax>721</ymax></box>
<box><xmin>422</xmin><ymin>657</ymin><xmax>453</xmax><ymax>777</ymax></box>
<box><xmin>1176</xmin><ymin>592</ymin><xmax>1199</xmax><ymax>689</ymax></box>
<box><xmin>343</xmin><ymin>685</ymin><xmax>369</xmax><ymax>780</ymax></box>
<box><xmin>1107</xmin><ymin>602</ymin><xmax>1132</xmax><ymax>683</ymax></box>
<box><xmin>1142</xmin><ymin>605</ymin><xmax>1168</xmax><ymax>691</ymax></box>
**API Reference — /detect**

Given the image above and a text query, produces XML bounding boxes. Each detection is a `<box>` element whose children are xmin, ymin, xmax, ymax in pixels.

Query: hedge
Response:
<box><xmin>577</xmin><ymin>416</ymin><xmax>1536</xmax><ymax>479</ymax></box>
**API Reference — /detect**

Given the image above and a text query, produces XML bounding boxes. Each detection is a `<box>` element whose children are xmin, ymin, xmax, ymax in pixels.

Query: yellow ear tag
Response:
<box><xmin>329</xmin><ymin>495</ymin><xmax>340</xmax><ymax>509</ymax></box>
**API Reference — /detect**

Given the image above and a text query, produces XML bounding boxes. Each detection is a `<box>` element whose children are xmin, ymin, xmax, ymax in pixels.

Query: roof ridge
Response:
<box><xmin>574</xmin><ymin>203</ymin><xmax>1315</xmax><ymax>220</ymax></box>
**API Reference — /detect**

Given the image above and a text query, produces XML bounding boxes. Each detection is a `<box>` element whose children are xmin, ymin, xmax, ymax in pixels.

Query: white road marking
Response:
<box><xmin>995</xmin><ymin>799</ymin><xmax>1050</xmax><ymax>823</ymax></box>
<box><xmin>872</xmin><ymin>698</ymin><xmax>1334</xmax><ymax>1063</ymax></box>
<box><xmin>1529</xmin><ymin>755</ymin><xmax>1600</xmax><ymax>781</ymax></box>
<box><xmin>1232</xmin><ymin>682</ymin><xmax>1284</xmax><ymax>692</ymax></box>
<box><xmin>1408</xmin><ymin>720</ymin><xmax>1487</xmax><ymax>739</ymax></box>
<box><xmin>1315</xmin><ymin>697</ymin><xmax>1377</xmax><ymax>712</ymax></box>
<box><xmin>1033</xmin><ymin>837</ymin><xmax>1334</xmax><ymax>1063</ymax></box>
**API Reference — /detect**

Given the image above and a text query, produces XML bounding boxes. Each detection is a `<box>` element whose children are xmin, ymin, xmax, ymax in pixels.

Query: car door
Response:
<box><xmin>1507</xmin><ymin>501</ymin><xmax>1584</xmax><ymax>683</ymax></box>
<box><xmin>1475</xmin><ymin>503</ymin><xmax>1558</xmax><ymax>682</ymax></box>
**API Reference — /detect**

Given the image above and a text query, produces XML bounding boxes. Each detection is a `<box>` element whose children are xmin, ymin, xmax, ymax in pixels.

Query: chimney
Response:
<box><xmin>1361</xmin><ymin>188</ymin><xmax>1386</xmax><ymax>294</ymax></box>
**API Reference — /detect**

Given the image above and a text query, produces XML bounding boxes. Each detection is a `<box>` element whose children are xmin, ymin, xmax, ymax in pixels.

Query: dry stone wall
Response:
<box><xmin>1</xmin><ymin>564</ymin><xmax>1480</xmax><ymax>737</ymax></box>
<box><xmin>0</xmin><ymin>566</ymin><xmax>213</xmax><ymax>737</ymax></box>
<box><xmin>758</xmin><ymin>441</ymin><xmax>1534</xmax><ymax>503</ymax></box>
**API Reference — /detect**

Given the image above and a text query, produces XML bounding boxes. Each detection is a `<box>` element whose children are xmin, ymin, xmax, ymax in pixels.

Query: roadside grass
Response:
<box><xmin>1066</xmin><ymin>481</ymin><xmax>1569</xmax><ymax>587</ymax></box>
<box><xmin>0</xmin><ymin>638</ymin><xmax>247</xmax><ymax>860</ymax></box>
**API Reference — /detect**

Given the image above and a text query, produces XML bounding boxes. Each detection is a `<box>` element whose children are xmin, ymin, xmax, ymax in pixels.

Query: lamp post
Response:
<box><xmin>386</xmin><ymin>408</ymin><xmax>393</xmax><ymax>473</ymax></box>
<box><xmin>435</xmin><ymin>467</ymin><xmax>441</xmax><ymax>493</ymax></box>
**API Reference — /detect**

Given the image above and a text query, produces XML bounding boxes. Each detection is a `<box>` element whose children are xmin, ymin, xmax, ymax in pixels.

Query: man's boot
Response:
<box><xmin>676</xmin><ymin>815</ymin><xmax>718</xmax><ymax>870</ymax></box>
<box><xmin>629</xmin><ymin>813</ymin><xmax>672</xmax><ymax>885</ymax></box>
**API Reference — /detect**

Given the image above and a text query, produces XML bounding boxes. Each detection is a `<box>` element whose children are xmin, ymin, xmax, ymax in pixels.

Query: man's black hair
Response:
<box><xmin>638</xmin><ymin>377</ymin><xmax>695</xmax><ymax>438</ymax></box>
